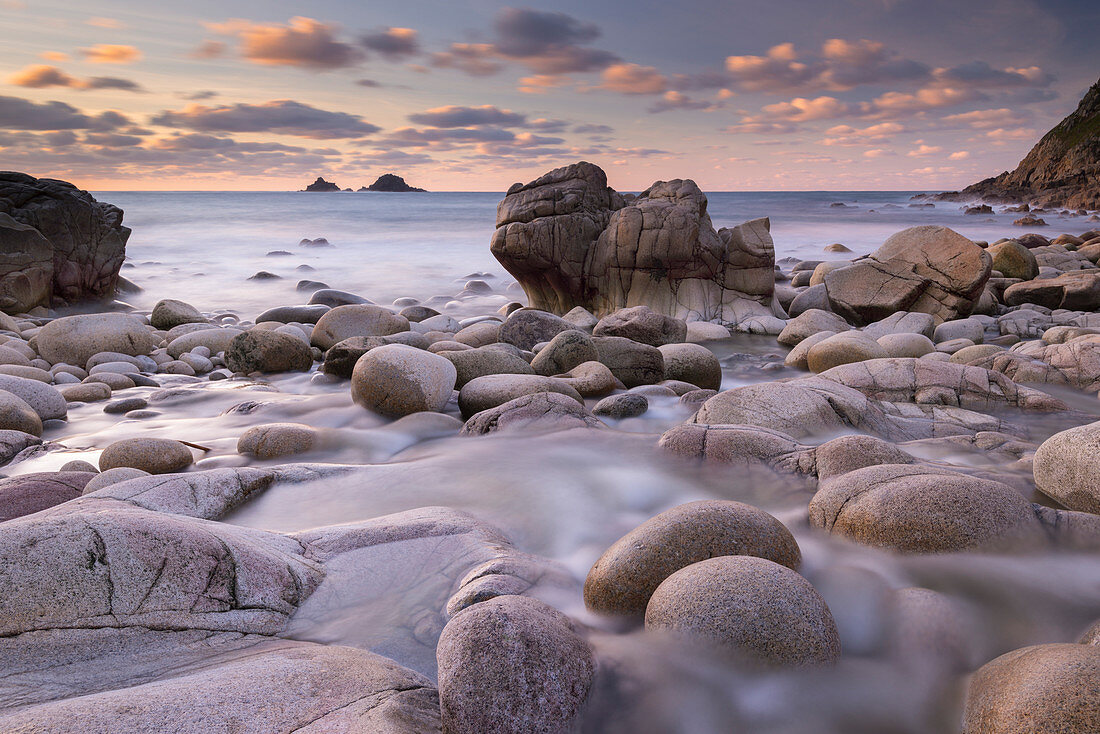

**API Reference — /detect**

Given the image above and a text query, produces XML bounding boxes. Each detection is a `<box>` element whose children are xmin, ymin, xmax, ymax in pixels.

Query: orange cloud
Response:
<box><xmin>81</xmin><ymin>44</ymin><xmax>142</xmax><ymax>64</ymax></box>
<box><xmin>598</xmin><ymin>63</ymin><xmax>667</xmax><ymax>94</ymax></box>
<box><xmin>208</xmin><ymin>17</ymin><xmax>362</xmax><ymax>69</ymax></box>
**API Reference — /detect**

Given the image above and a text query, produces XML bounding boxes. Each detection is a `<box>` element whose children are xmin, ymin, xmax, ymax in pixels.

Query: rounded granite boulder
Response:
<box><xmin>36</xmin><ymin>313</ymin><xmax>158</xmax><ymax>368</ymax></box>
<box><xmin>458</xmin><ymin>374</ymin><xmax>582</xmax><ymax>419</ymax></box>
<box><xmin>657</xmin><ymin>343</ymin><xmax>722</xmax><ymax>390</ymax></box>
<box><xmin>1033</xmin><ymin>421</ymin><xmax>1100</xmax><ymax>514</ymax></box>
<box><xmin>963</xmin><ymin>643</ymin><xmax>1100</xmax><ymax>733</ymax></box>
<box><xmin>351</xmin><ymin>343</ymin><xmax>457</xmax><ymax>418</ymax></box>
<box><xmin>98</xmin><ymin>438</ymin><xmax>194</xmax><ymax>474</ymax></box>
<box><xmin>584</xmin><ymin>500</ymin><xmax>802</xmax><ymax>617</ymax></box>
<box><xmin>644</xmin><ymin>555</ymin><xmax>840</xmax><ymax>667</ymax></box>
<box><xmin>0</xmin><ymin>391</ymin><xmax>42</xmax><ymax>436</ymax></box>
<box><xmin>806</xmin><ymin>331</ymin><xmax>889</xmax><ymax>373</ymax></box>
<box><xmin>225</xmin><ymin>330</ymin><xmax>313</xmax><ymax>374</ymax></box>
<box><xmin>237</xmin><ymin>423</ymin><xmax>319</xmax><ymax>459</ymax></box>
<box><xmin>310</xmin><ymin>304</ymin><xmax>410</xmax><ymax>350</ymax></box>
<box><xmin>150</xmin><ymin>299</ymin><xmax>207</xmax><ymax>330</ymax></box>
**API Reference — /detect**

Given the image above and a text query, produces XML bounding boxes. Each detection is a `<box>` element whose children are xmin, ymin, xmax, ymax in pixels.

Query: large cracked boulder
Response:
<box><xmin>0</xmin><ymin>172</ymin><xmax>129</xmax><ymax>311</ymax></box>
<box><xmin>490</xmin><ymin>162</ymin><xmax>780</xmax><ymax>332</ymax></box>
<box><xmin>822</xmin><ymin>226</ymin><xmax>991</xmax><ymax>325</ymax></box>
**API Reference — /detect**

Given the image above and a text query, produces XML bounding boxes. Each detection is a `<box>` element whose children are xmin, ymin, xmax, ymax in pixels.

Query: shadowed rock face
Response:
<box><xmin>0</xmin><ymin>172</ymin><xmax>129</xmax><ymax>311</ymax></box>
<box><xmin>490</xmin><ymin>162</ymin><xmax>780</xmax><ymax>332</ymax></box>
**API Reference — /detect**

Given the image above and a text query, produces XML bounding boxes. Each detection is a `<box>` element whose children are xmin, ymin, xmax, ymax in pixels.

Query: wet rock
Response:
<box><xmin>0</xmin><ymin>374</ymin><xmax>67</xmax><ymax>419</ymax></box>
<box><xmin>933</xmin><ymin>317</ymin><xmax>985</xmax><ymax>344</ymax></box>
<box><xmin>0</xmin><ymin>212</ymin><xmax>52</xmax><ymax>312</ymax></box>
<box><xmin>0</xmin><ymin>391</ymin><xmax>42</xmax><ymax>435</ymax></box>
<box><xmin>861</xmin><ymin>311</ymin><xmax>936</xmax><ymax>340</ymax></box>
<box><xmin>311</xmin><ymin>304</ymin><xmax>410</xmax><ymax>350</ymax></box>
<box><xmin>352</xmin><ymin>344</ymin><xmax>457</xmax><ymax>418</ymax></box>
<box><xmin>254</xmin><ymin>304</ymin><xmax>330</xmax><ymax>324</ymax></box>
<box><xmin>322</xmin><ymin>334</ymin><xmax>428</xmax><ymax>378</ymax></box>
<box><xmin>308</xmin><ymin>288</ymin><xmax>371</xmax><ymax>308</ymax></box>
<box><xmin>784</xmin><ymin>330</ymin><xmax>835</xmax><ymax>370</ymax></box>
<box><xmin>462</xmin><ymin>391</ymin><xmax>603</xmax><ymax>435</ymax></box>
<box><xmin>0</xmin><ymin>471</ymin><xmax>93</xmax><ymax>521</ymax></box>
<box><xmin>166</xmin><ymin>328</ymin><xmax>242</xmax><ymax>359</ymax></box>
<box><xmin>530</xmin><ymin>329</ymin><xmax>598</xmax><ymax>376</ymax></box>
<box><xmin>99</xmin><ymin>438</ymin><xmax>194</xmax><ymax>474</ymax></box>
<box><xmin>593</xmin><ymin>305</ymin><xmax>687</xmax><ymax>346</ymax></box>
<box><xmin>58</xmin><ymin>459</ymin><xmax>97</xmax><ymax>473</ymax></box>
<box><xmin>225</xmin><ymin>330</ymin><xmax>312</xmax><ymax>373</ymax></box>
<box><xmin>645</xmin><ymin>556</ymin><xmax>840</xmax><ymax>667</ymax></box>
<box><xmin>593</xmin><ymin>336</ymin><xmax>665</xmax><ymax>387</ymax></box>
<box><xmin>1033</xmin><ymin>421</ymin><xmax>1100</xmax><ymax>514</ymax></box>
<box><xmin>963</xmin><ymin>643</ymin><xmax>1100</xmax><ymax>734</ymax></box>
<box><xmin>458</xmin><ymin>374</ymin><xmax>582</xmax><ymax>419</ymax></box>
<box><xmin>59</xmin><ymin>382</ymin><xmax>111</xmax><ymax>403</ymax></box>
<box><xmin>876</xmin><ymin>332</ymin><xmax>935</xmax><ymax>358</ymax></box>
<box><xmin>557</xmin><ymin>361</ymin><xmax>620</xmax><ymax>397</ymax></box>
<box><xmin>400</xmin><ymin>304</ymin><xmax>440</xmax><ymax>322</ymax></box>
<box><xmin>149</xmin><ymin>299</ymin><xmax>206</xmax><ymax>330</ymax></box>
<box><xmin>562</xmin><ymin>305</ymin><xmax>598</xmax><ymax>331</ymax></box>
<box><xmin>237</xmin><ymin>423</ymin><xmax>318</xmax><ymax>459</ymax></box>
<box><xmin>82</xmin><ymin>467</ymin><xmax>151</xmax><ymax>494</ymax></box>
<box><xmin>823</xmin><ymin>226</ymin><xmax>991</xmax><ymax>324</ymax></box>
<box><xmin>686</xmin><ymin>321</ymin><xmax>732</xmax><ymax>342</ymax></box>
<box><xmin>498</xmin><ymin>308</ymin><xmax>572</xmax><ymax>351</ymax></box>
<box><xmin>777</xmin><ymin>309</ymin><xmax>850</xmax><ymax>346</ymax></box>
<box><xmin>36</xmin><ymin>313</ymin><xmax>157</xmax><ymax>367</ymax></box>
<box><xmin>592</xmin><ymin>392</ymin><xmax>649</xmax><ymax>419</ymax></box>
<box><xmin>806</xmin><ymin>331</ymin><xmax>889</xmax><ymax>372</ymax></box>
<box><xmin>813</xmin><ymin>434</ymin><xmax>915</xmax><ymax>481</ymax></box>
<box><xmin>437</xmin><ymin>595</ymin><xmax>595</xmax><ymax>734</ymax></box>
<box><xmin>453</xmin><ymin>321</ymin><xmax>501</xmax><ymax>347</ymax></box>
<box><xmin>987</xmin><ymin>239</ymin><xmax>1039</xmax><ymax>280</ymax></box>
<box><xmin>808</xmin><ymin>464</ymin><xmax>1042</xmax><ymax>552</ymax></box>
<box><xmin>657</xmin><ymin>343</ymin><xmax>722</xmax><ymax>390</ymax></box>
<box><xmin>441</xmin><ymin>346</ymin><xmax>536</xmax><ymax>388</ymax></box>
<box><xmin>1004</xmin><ymin>271</ymin><xmax>1100</xmax><ymax>310</ymax></box>
<box><xmin>585</xmin><ymin>500</ymin><xmax>801</xmax><ymax>617</ymax></box>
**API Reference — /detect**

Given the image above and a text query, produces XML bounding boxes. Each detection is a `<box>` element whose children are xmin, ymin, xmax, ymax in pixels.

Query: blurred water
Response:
<box><xmin>97</xmin><ymin>190</ymin><xmax>1097</xmax><ymax>318</ymax></box>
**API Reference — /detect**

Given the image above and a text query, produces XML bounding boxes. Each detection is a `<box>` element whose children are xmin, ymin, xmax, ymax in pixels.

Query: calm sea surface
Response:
<box><xmin>97</xmin><ymin>190</ymin><xmax>1094</xmax><ymax>317</ymax></box>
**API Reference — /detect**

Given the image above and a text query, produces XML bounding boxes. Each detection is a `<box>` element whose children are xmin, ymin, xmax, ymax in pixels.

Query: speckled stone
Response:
<box><xmin>584</xmin><ymin>500</ymin><xmax>801</xmax><ymax>617</ymax></box>
<box><xmin>237</xmin><ymin>423</ymin><xmax>318</xmax><ymax>459</ymax></box>
<box><xmin>645</xmin><ymin>555</ymin><xmax>840</xmax><ymax>667</ymax></box>
<box><xmin>99</xmin><ymin>438</ymin><xmax>194</xmax><ymax>474</ymax></box>
<box><xmin>352</xmin><ymin>343</ymin><xmax>457</xmax><ymax>418</ymax></box>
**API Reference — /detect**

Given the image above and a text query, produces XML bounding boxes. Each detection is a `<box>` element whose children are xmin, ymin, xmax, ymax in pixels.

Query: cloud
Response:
<box><xmin>84</xmin><ymin>132</ymin><xmax>143</xmax><ymax>147</ymax></box>
<box><xmin>151</xmin><ymin>100</ymin><xmax>380</xmax><ymax>139</ymax></box>
<box><xmin>208</xmin><ymin>17</ymin><xmax>363</xmax><ymax>70</ymax></box>
<box><xmin>820</xmin><ymin>121</ymin><xmax>906</xmax><ymax>146</ymax></box>
<box><xmin>382</xmin><ymin>126</ymin><xmax>519</xmax><ymax>149</ymax></box>
<box><xmin>6</xmin><ymin>64</ymin><xmax>147</xmax><ymax>93</ymax></box>
<box><xmin>407</xmin><ymin>105</ymin><xmax>526</xmax><ymax>128</ymax></box>
<box><xmin>949</xmin><ymin>151</ymin><xmax>970</xmax><ymax>160</ymax></box>
<box><xmin>862</xmin><ymin>149</ymin><xmax>895</xmax><ymax>158</ymax></box>
<box><xmin>906</xmin><ymin>144</ymin><xmax>943</xmax><ymax>157</ymax></box>
<box><xmin>942</xmin><ymin>108</ymin><xmax>1016</xmax><ymax>129</ymax></box>
<box><xmin>360</xmin><ymin>27</ymin><xmax>419</xmax><ymax>60</ymax></box>
<box><xmin>986</xmin><ymin>127</ymin><xmax>1037</xmax><ymax>142</ymax></box>
<box><xmin>178</xmin><ymin>90</ymin><xmax>219</xmax><ymax>100</ymax></box>
<box><xmin>40</xmin><ymin>51</ymin><xmax>68</xmax><ymax>62</ymax></box>
<box><xmin>87</xmin><ymin>17</ymin><xmax>125</xmax><ymax>29</ymax></box>
<box><xmin>0</xmin><ymin>95</ymin><xmax>131</xmax><ymax>131</ymax></box>
<box><xmin>598</xmin><ymin>63</ymin><xmax>667</xmax><ymax>94</ymax></box>
<box><xmin>933</xmin><ymin>62</ymin><xmax>1053</xmax><ymax>88</ymax></box>
<box><xmin>190</xmin><ymin>40</ymin><xmax>226</xmax><ymax>60</ymax></box>
<box><xmin>528</xmin><ymin>118</ymin><xmax>568</xmax><ymax>132</ymax></box>
<box><xmin>573</xmin><ymin>123</ymin><xmax>613</xmax><ymax>135</ymax></box>
<box><xmin>722</xmin><ymin>121</ymin><xmax>800</xmax><ymax>134</ymax></box>
<box><xmin>432</xmin><ymin>8</ymin><xmax>618</xmax><ymax>83</ymax></box>
<box><xmin>648</xmin><ymin>90</ymin><xmax>720</xmax><ymax>113</ymax></box>
<box><xmin>723</xmin><ymin>43</ymin><xmax>817</xmax><ymax>92</ymax></box>
<box><xmin>760</xmin><ymin>95</ymin><xmax>856</xmax><ymax>121</ymax></box>
<box><xmin>517</xmin><ymin>74</ymin><xmax>572</xmax><ymax>94</ymax></box>
<box><xmin>430</xmin><ymin>43</ymin><xmax>501</xmax><ymax>76</ymax></box>
<box><xmin>356</xmin><ymin>79</ymin><xmax>382</xmax><ymax>88</ymax></box>
<box><xmin>80</xmin><ymin>44</ymin><xmax>141</xmax><ymax>64</ymax></box>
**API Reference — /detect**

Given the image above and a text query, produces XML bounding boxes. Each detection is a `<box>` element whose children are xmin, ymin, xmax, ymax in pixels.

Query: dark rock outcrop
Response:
<box><xmin>0</xmin><ymin>172</ymin><xmax>130</xmax><ymax>312</ymax></box>
<box><xmin>301</xmin><ymin>177</ymin><xmax>340</xmax><ymax>192</ymax></box>
<box><xmin>360</xmin><ymin>174</ymin><xmax>426</xmax><ymax>192</ymax></box>
<box><xmin>490</xmin><ymin>162</ymin><xmax>782</xmax><ymax>333</ymax></box>
<box><xmin>939</xmin><ymin>77</ymin><xmax>1100</xmax><ymax>210</ymax></box>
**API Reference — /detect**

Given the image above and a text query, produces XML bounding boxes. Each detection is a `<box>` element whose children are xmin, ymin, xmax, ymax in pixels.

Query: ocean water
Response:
<box><xmin>97</xmin><ymin>190</ymin><xmax>1097</xmax><ymax>318</ymax></box>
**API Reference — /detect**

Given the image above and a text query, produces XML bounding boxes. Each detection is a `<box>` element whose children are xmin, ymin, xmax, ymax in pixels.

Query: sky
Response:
<box><xmin>0</xmin><ymin>0</ymin><xmax>1097</xmax><ymax>192</ymax></box>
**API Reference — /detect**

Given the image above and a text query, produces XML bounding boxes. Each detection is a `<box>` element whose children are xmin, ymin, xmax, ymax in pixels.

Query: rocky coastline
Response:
<box><xmin>1</xmin><ymin>164</ymin><xmax>1099</xmax><ymax>732</ymax></box>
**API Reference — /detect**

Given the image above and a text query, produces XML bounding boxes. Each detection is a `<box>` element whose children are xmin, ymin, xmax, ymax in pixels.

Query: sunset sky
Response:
<box><xmin>1</xmin><ymin>0</ymin><xmax>1097</xmax><ymax>191</ymax></box>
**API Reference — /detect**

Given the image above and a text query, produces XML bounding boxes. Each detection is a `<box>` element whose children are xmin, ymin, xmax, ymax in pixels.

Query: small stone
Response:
<box><xmin>150</xmin><ymin>299</ymin><xmax>207</xmax><ymax>330</ymax></box>
<box><xmin>98</xmin><ymin>438</ymin><xmax>194</xmax><ymax>474</ymax></box>
<box><xmin>59</xmin><ymin>382</ymin><xmax>112</xmax><ymax>404</ymax></box>
<box><xmin>82</xmin><ymin>467</ymin><xmax>151</xmax><ymax>494</ymax></box>
<box><xmin>103</xmin><ymin>397</ymin><xmax>148</xmax><ymax>414</ymax></box>
<box><xmin>237</xmin><ymin>423</ymin><xmax>318</xmax><ymax>459</ymax></box>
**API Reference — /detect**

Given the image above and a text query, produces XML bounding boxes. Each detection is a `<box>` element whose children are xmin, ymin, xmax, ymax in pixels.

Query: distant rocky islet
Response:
<box><xmin>1</xmin><ymin>97</ymin><xmax>1100</xmax><ymax>734</ymax></box>
<box><xmin>302</xmin><ymin>173</ymin><xmax>427</xmax><ymax>192</ymax></box>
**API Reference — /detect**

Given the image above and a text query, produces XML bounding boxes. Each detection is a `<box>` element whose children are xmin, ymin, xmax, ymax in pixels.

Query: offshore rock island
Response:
<box><xmin>301</xmin><ymin>174</ymin><xmax>427</xmax><ymax>192</ymax></box>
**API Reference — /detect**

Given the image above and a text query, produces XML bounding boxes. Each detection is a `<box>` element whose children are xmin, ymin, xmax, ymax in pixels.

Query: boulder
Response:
<box><xmin>806</xmin><ymin>331</ymin><xmax>889</xmax><ymax>372</ymax></box>
<box><xmin>987</xmin><ymin>239</ymin><xmax>1039</xmax><ymax>280</ymax></box>
<box><xmin>351</xmin><ymin>344</ymin><xmax>457</xmax><ymax>417</ymax></box>
<box><xmin>593</xmin><ymin>336</ymin><xmax>664</xmax><ymax>387</ymax></box>
<box><xmin>225</xmin><ymin>330</ymin><xmax>312</xmax><ymax>373</ymax></box>
<box><xmin>498</xmin><ymin>308</ymin><xmax>571</xmax><ymax>351</ymax></box>
<box><xmin>592</xmin><ymin>392</ymin><xmax>649</xmax><ymax>419</ymax></box>
<box><xmin>437</xmin><ymin>595</ymin><xmax>595</xmax><ymax>734</ymax></box>
<box><xmin>529</xmin><ymin>329</ymin><xmax>598</xmax><ymax>376</ymax></box>
<box><xmin>861</xmin><ymin>311</ymin><xmax>936</xmax><ymax>340</ymax></box>
<box><xmin>1004</xmin><ymin>271</ymin><xmax>1100</xmax><ymax>310</ymax></box>
<box><xmin>99</xmin><ymin>438</ymin><xmax>194</xmax><ymax>474</ymax></box>
<box><xmin>0</xmin><ymin>172</ymin><xmax>129</xmax><ymax>308</ymax></box>
<box><xmin>0</xmin><ymin>374</ymin><xmax>67</xmax><ymax>419</ymax></box>
<box><xmin>149</xmin><ymin>299</ymin><xmax>206</xmax><ymax>329</ymax></box>
<box><xmin>557</xmin><ymin>360</ymin><xmax>620</xmax><ymax>397</ymax></box>
<box><xmin>0</xmin><ymin>471</ymin><xmax>93</xmax><ymax>521</ymax></box>
<box><xmin>458</xmin><ymin>374</ymin><xmax>582</xmax><ymax>419</ymax></box>
<box><xmin>166</xmin><ymin>328</ymin><xmax>242</xmax><ymax>359</ymax></box>
<box><xmin>489</xmin><ymin>162</ymin><xmax>778</xmax><ymax>330</ymax></box>
<box><xmin>823</xmin><ymin>226</ymin><xmax>991</xmax><ymax>324</ymax></box>
<box><xmin>36</xmin><ymin>314</ymin><xmax>157</xmax><ymax>367</ymax></box>
<box><xmin>1033</xmin><ymin>421</ymin><xmax>1100</xmax><ymax>514</ymax></box>
<box><xmin>0</xmin><ymin>391</ymin><xmax>42</xmax><ymax>435</ymax></box>
<box><xmin>876</xmin><ymin>332</ymin><xmax>935</xmax><ymax>358</ymax></box>
<box><xmin>963</xmin><ymin>644</ymin><xmax>1100</xmax><ymax>734</ymax></box>
<box><xmin>0</xmin><ymin>212</ymin><xmax>52</xmax><ymax>312</ymax></box>
<box><xmin>461</xmin><ymin>391</ymin><xmax>602</xmax><ymax>435</ymax></box>
<box><xmin>777</xmin><ymin>309</ymin><xmax>850</xmax><ymax>346</ymax></box>
<box><xmin>808</xmin><ymin>464</ymin><xmax>1042</xmax><ymax>552</ymax></box>
<box><xmin>593</xmin><ymin>306</ymin><xmax>687</xmax><ymax>346</ymax></box>
<box><xmin>441</xmin><ymin>346</ymin><xmax>536</xmax><ymax>388</ymax></box>
<box><xmin>644</xmin><ymin>556</ymin><xmax>841</xmax><ymax>667</ymax></box>
<box><xmin>310</xmin><ymin>304</ymin><xmax>409</xmax><ymax>350</ymax></box>
<box><xmin>584</xmin><ymin>500</ymin><xmax>801</xmax><ymax>617</ymax></box>
<box><xmin>82</xmin><ymin>467</ymin><xmax>150</xmax><ymax>494</ymax></box>
<box><xmin>657</xmin><ymin>343</ymin><xmax>722</xmax><ymax>390</ymax></box>
<box><xmin>237</xmin><ymin>423</ymin><xmax>318</xmax><ymax>459</ymax></box>
<box><xmin>254</xmin><ymin>304</ymin><xmax>330</xmax><ymax>324</ymax></box>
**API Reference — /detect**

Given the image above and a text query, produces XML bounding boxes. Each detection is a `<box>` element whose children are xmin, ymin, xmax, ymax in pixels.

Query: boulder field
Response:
<box><xmin>1</xmin><ymin>190</ymin><xmax>1099</xmax><ymax>730</ymax></box>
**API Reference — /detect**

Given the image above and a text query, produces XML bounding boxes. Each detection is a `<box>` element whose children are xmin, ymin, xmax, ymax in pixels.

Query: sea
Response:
<box><xmin>96</xmin><ymin>190</ymin><xmax>1097</xmax><ymax>318</ymax></box>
